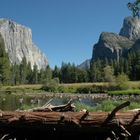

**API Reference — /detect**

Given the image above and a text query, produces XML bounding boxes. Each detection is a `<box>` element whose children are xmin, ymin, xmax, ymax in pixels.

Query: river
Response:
<box><xmin>0</xmin><ymin>92</ymin><xmax>140</xmax><ymax>111</ymax></box>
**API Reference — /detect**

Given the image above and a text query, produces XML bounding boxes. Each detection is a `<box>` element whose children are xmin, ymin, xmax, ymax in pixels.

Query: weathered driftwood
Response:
<box><xmin>26</xmin><ymin>99</ymin><xmax>75</xmax><ymax>112</ymax></box>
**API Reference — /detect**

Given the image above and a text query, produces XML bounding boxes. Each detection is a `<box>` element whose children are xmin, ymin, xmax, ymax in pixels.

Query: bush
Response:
<box><xmin>103</xmin><ymin>66</ymin><xmax>115</xmax><ymax>82</ymax></box>
<box><xmin>57</xmin><ymin>86</ymin><xmax>77</xmax><ymax>93</ymax></box>
<box><xmin>42</xmin><ymin>79</ymin><xmax>59</xmax><ymax>92</ymax></box>
<box><xmin>76</xmin><ymin>85</ymin><xmax>108</xmax><ymax>94</ymax></box>
<box><xmin>115</xmin><ymin>73</ymin><xmax>129</xmax><ymax>90</ymax></box>
<box><xmin>98</xmin><ymin>100</ymin><xmax>116</xmax><ymax>112</ymax></box>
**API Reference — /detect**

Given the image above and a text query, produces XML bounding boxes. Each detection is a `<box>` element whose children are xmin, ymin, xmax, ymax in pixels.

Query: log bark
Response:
<box><xmin>0</xmin><ymin>111</ymin><xmax>140</xmax><ymax>139</ymax></box>
<box><xmin>0</xmin><ymin>101</ymin><xmax>140</xmax><ymax>139</ymax></box>
<box><xmin>0</xmin><ymin>111</ymin><xmax>140</xmax><ymax>133</ymax></box>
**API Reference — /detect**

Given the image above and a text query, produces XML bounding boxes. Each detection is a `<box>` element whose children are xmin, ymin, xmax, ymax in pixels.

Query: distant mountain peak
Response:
<box><xmin>78</xmin><ymin>59</ymin><xmax>90</xmax><ymax>70</ymax></box>
<box><xmin>80</xmin><ymin>16</ymin><xmax>140</xmax><ymax>69</ymax></box>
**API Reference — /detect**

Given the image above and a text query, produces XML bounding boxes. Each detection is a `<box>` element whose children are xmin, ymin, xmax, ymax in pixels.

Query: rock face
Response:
<box><xmin>0</xmin><ymin>19</ymin><xmax>48</xmax><ymax>69</ymax></box>
<box><xmin>78</xmin><ymin>59</ymin><xmax>90</xmax><ymax>70</ymax></box>
<box><xmin>91</xmin><ymin>17</ymin><xmax>140</xmax><ymax>62</ymax></box>
<box><xmin>92</xmin><ymin>32</ymin><xmax>134</xmax><ymax>61</ymax></box>
<box><xmin>120</xmin><ymin>16</ymin><xmax>140</xmax><ymax>41</ymax></box>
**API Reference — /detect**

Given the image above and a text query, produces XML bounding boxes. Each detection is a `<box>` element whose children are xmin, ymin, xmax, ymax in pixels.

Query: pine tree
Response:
<box><xmin>11</xmin><ymin>63</ymin><xmax>20</xmax><ymax>85</ymax></box>
<box><xmin>127</xmin><ymin>0</ymin><xmax>140</xmax><ymax>18</ymax></box>
<box><xmin>26</xmin><ymin>62</ymin><xmax>33</xmax><ymax>84</ymax></box>
<box><xmin>19</xmin><ymin>57</ymin><xmax>27</xmax><ymax>84</ymax></box>
<box><xmin>77</xmin><ymin>69</ymin><xmax>88</xmax><ymax>82</ymax></box>
<box><xmin>45</xmin><ymin>65</ymin><xmax>52</xmax><ymax>82</ymax></box>
<box><xmin>52</xmin><ymin>65</ymin><xmax>60</xmax><ymax>79</ymax></box>
<box><xmin>0</xmin><ymin>34</ymin><xmax>11</xmax><ymax>85</ymax></box>
<box><xmin>90</xmin><ymin>61</ymin><xmax>98</xmax><ymax>82</ymax></box>
<box><xmin>31</xmin><ymin>64</ymin><xmax>38</xmax><ymax>84</ymax></box>
<box><xmin>38</xmin><ymin>68</ymin><xmax>44</xmax><ymax>84</ymax></box>
<box><xmin>135</xmin><ymin>49</ymin><xmax>140</xmax><ymax>79</ymax></box>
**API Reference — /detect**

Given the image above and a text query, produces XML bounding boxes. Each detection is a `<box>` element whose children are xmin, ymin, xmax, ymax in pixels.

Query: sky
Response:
<box><xmin>0</xmin><ymin>0</ymin><xmax>131</xmax><ymax>68</ymax></box>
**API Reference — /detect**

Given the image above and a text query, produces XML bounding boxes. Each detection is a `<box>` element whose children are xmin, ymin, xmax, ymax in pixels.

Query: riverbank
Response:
<box><xmin>1</xmin><ymin>81</ymin><xmax>140</xmax><ymax>94</ymax></box>
<box><xmin>1</xmin><ymin>91</ymin><xmax>140</xmax><ymax>112</ymax></box>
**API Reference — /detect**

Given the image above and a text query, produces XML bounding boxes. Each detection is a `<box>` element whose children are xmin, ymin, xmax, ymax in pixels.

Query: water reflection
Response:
<box><xmin>0</xmin><ymin>92</ymin><xmax>97</xmax><ymax>111</ymax></box>
<box><xmin>0</xmin><ymin>93</ymin><xmax>43</xmax><ymax>111</ymax></box>
<box><xmin>0</xmin><ymin>92</ymin><xmax>140</xmax><ymax>111</ymax></box>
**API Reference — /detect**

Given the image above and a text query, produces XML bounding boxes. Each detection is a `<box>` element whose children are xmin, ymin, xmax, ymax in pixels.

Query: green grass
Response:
<box><xmin>74</xmin><ymin>100</ymin><xmax>140</xmax><ymax>112</ymax></box>
<box><xmin>0</xmin><ymin>84</ymin><xmax>43</xmax><ymax>94</ymax></box>
<box><xmin>1</xmin><ymin>81</ymin><xmax>140</xmax><ymax>95</ymax></box>
<box><xmin>74</xmin><ymin>102</ymin><xmax>96</xmax><ymax>112</ymax></box>
<box><xmin>108</xmin><ymin>89</ymin><xmax>140</xmax><ymax>95</ymax></box>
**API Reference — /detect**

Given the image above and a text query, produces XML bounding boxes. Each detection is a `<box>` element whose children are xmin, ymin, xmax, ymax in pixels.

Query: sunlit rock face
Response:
<box><xmin>92</xmin><ymin>32</ymin><xmax>134</xmax><ymax>61</ymax></box>
<box><xmin>81</xmin><ymin>17</ymin><xmax>140</xmax><ymax>69</ymax></box>
<box><xmin>120</xmin><ymin>16</ymin><xmax>140</xmax><ymax>41</ymax></box>
<box><xmin>91</xmin><ymin>16</ymin><xmax>140</xmax><ymax>62</ymax></box>
<box><xmin>0</xmin><ymin>19</ymin><xmax>48</xmax><ymax>69</ymax></box>
<box><xmin>78</xmin><ymin>59</ymin><xmax>90</xmax><ymax>70</ymax></box>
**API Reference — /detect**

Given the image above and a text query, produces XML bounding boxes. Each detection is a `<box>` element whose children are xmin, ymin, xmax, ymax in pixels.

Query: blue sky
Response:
<box><xmin>0</xmin><ymin>0</ymin><xmax>131</xmax><ymax>68</ymax></box>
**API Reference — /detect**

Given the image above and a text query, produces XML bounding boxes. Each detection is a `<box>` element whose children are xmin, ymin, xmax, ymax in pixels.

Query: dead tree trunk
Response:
<box><xmin>0</xmin><ymin>101</ymin><xmax>140</xmax><ymax>139</ymax></box>
<box><xmin>0</xmin><ymin>111</ymin><xmax>140</xmax><ymax>136</ymax></box>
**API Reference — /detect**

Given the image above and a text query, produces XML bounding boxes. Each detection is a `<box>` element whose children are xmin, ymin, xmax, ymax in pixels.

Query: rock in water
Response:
<box><xmin>0</xmin><ymin>19</ymin><xmax>48</xmax><ymax>69</ymax></box>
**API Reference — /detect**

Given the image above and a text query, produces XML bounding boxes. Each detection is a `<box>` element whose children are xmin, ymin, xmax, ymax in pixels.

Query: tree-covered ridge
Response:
<box><xmin>1</xmin><ymin>46</ymin><xmax>140</xmax><ymax>85</ymax></box>
<box><xmin>53</xmin><ymin>48</ymin><xmax>140</xmax><ymax>84</ymax></box>
<box><xmin>0</xmin><ymin>33</ymin><xmax>52</xmax><ymax>85</ymax></box>
<box><xmin>11</xmin><ymin>59</ymin><xmax>52</xmax><ymax>85</ymax></box>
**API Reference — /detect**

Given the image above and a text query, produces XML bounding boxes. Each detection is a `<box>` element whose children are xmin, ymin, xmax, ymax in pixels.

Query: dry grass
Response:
<box><xmin>61</xmin><ymin>82</ymin><xmax>108</xmax><ymax>87</ymax></box>
<box><xmin>127</xmin><ymin>81</ymin><xmax>140</xmax><ymax>89</ymax></box>
<box><xmin>0</xmin><ymin>81</ymin><xmax>140</xmax><ymax>94</ymax></box>
<box><xmin>0</xmin><ymin>84</ymin><xmax>43</xmax><ymax>93</ymax></box>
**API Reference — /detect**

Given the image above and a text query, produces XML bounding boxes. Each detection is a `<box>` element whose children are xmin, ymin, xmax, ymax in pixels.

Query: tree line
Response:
<box><xmin>0</xmin><ymin>39</ymin><xmax>52</xmax><ymax>85</ymax></box>
<box><xmin>53</xmin><ymin>49</ymin><xmax>140</xmax><ymax>83</ymax></box>
<box><xmin>1</xmin><ymin>37</ymin><xmax>140</xmax><ymax>85</ymax></box>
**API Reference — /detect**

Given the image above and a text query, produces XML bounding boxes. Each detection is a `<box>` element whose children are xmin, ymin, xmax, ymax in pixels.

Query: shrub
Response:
<box><xmin>115</xmin><ymin>73</ymin><xmax>129</xmax><ymax>90</ymax></box>
<box><xmin>74</xmin><ymin>102</ymin><xmax>95</xmax><ymax>112</ymax></box>
<box><xmin>103</xmin><ymin>66</ymin><xmax>115</xmax><ymax>82</ymax></box>
<box><xmin>76</xmin><ymin>85</ymin><xmax>108</xmax><ymax>94</ymax></box>
<box><xmin>95</xmin><ymin>100</ymin><xmax>116</xmax><ymax>112</ymax></box>
<box><xmin>57</xmin><ymin>86</ymin><xmax>77</xmax><ymax>93</ymax></box>
<box><xmin>42</xmin><ymin>79</ymin><xmax>59</xmax><ymax>92</ymax></box>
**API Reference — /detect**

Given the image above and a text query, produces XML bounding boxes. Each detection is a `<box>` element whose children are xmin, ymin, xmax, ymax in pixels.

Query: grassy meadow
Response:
<box><xmin>1</xmin><ymin>81</ymin><xmax>140</xmax><ymax>112</ymax></box>
<box><xmin>1</xmin><ymin>81</ymin><xmax>140</xmax><ymax>95</ymax></box>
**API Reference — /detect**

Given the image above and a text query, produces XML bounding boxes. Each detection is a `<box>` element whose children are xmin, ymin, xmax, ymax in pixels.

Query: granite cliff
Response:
<box><xmin>91</xmin><ymin>16</ymin><xmax>140</xmax><ymax>62</ymax></box>
<box><xmin>120</xmin><ymin>17</ymin><xmax>140</xmax><ymax>41</ymax></box>
<box><xmin>78</xmin><ymin>59</ymin><xmax>90</xmax><ymax>70</ymax></box>
<box><xmin>0</xmin><ymin>19</ymin><xmax>48</xmax><ymax>69</ymax></box>
<box><xmin>92</xmin><ymin>32</ymin><xmax>134</xmax><ymax>61</ymax></box>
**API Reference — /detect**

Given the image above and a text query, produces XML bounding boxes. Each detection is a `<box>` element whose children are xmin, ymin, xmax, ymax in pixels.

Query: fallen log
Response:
<box><xmin>0</xmin><ymin>111</ymin><xmax>140</xmax><ymax>138</ymax></box>
<box><xmin>0</xmin><ymin>101</ymin><xmax>140</xmax><ymax>139</ymax></box>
